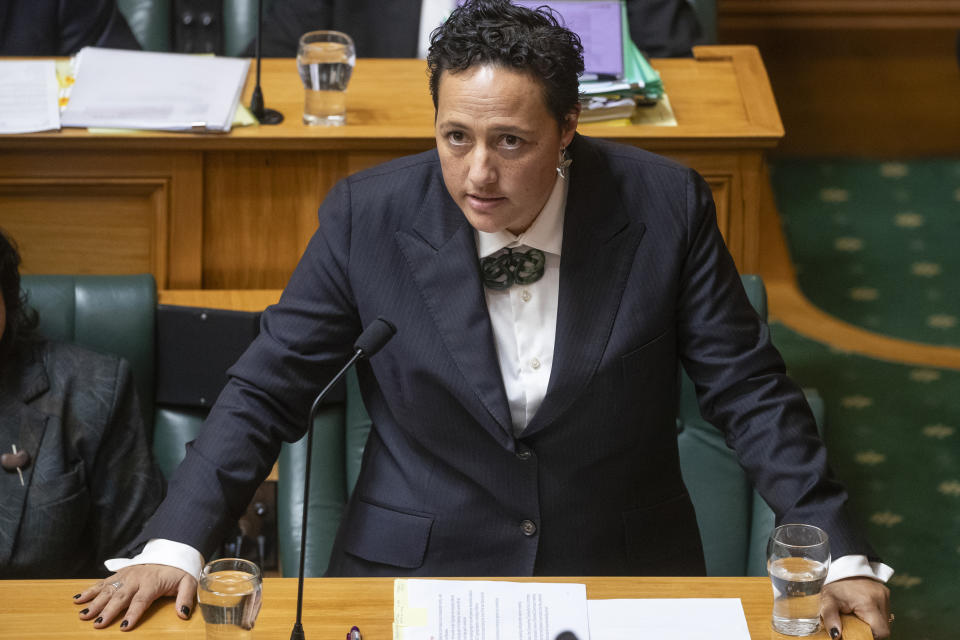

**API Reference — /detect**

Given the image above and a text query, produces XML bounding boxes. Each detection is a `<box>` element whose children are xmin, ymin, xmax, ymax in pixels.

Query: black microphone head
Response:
<box><xmin>354</xmin><ymin>317</ymin><xmax>396</xmax><ymax>358</ymax></box>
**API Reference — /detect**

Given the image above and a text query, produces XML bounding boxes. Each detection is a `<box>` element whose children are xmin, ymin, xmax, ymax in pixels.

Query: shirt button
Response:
<box><xmin>520</xmin><ymin>289</ymin><xmax>532</xmax><ymax>302</ymax></box>
<box><xmin>516</xmin><ymin>449</ymin><xmax>531</xmax><ymax>460</ymax></box>
<box><xmin>530</xmin><ymin>358</ymin><xmax>541</xmax><ymax>370</ymax></box>
<box><xmin>520</xmin><ymin>520</ymin><xmax>537</xmax><ymax>536</ymax></box>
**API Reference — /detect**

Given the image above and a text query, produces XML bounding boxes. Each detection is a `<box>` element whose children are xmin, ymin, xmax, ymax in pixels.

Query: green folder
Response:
<box><xmin>579</xmin><ymin>1</ymin><xmax>664</xmax><ymax>102</ymax></box>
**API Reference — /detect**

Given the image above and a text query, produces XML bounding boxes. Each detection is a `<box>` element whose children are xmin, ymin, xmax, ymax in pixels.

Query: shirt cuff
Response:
<box><xmin>104</xmin><ymin>538</ymin><xmax>205</xmax><ymax>581</ymax></box>
<box><xmin>825</xmin><ymin>554</ymin><xmax>894</xmax><ymax>585</ymax></box>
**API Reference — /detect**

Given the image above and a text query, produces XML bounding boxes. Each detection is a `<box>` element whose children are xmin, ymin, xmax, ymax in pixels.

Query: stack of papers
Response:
<box><xmin>0</xmin><ymin>61</ymin><xmax>61</xmax><ymax>134</ymax></box>
<box><xmin>392</xmin><ymin>579</ymin><xmax>753</xmax><ymax>640</ymax></box>
<box><xmin>394</xmin><ymin>579</ymin><xmax>590</xmax><ymax>640</ymax></box>
<box><xmin>61</xmin><ymin>47</ymin><xmax>249</xmax><ymax>132</ymax></box>
<box><xmin>577</xmin><ymin>2</ymin><xmax>666</xmax><ymax>123</ymax></box>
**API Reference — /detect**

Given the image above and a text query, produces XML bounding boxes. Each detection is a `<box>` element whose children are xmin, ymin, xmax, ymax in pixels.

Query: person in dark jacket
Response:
<box><xmin>246</xmin><ymin>0</ymin><xmax>702</xmax><ymax>58</ymax></box>
<box><xmin>0</xmin><ymin>0</ymin><xmax>140</xmax><ymax>56</ymax></box>
<box><xmin>0</xmin><ymin>229</ymin><xmax>163</xmax><ymax>578</ymax></box>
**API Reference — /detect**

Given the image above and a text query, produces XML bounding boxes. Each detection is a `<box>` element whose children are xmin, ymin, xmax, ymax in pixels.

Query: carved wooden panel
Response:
<box><xmin>0</xmin><ymin>180</ymin><xmax>167</xmax><ymax>282</ymax></box>
<box><xmin>0</xmin><ymin>151</ymin><xmax>203</xmax><ymax>288</ymax></box>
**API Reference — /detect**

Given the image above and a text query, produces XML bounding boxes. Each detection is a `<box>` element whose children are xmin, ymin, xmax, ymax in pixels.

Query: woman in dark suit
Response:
<box><xmin>0</xmin><ymin>230</ymin><xmax>162</xmax><ymax>578</ymax></box>
<box><xmin>76</xmin><ymin>3</ymin><xmax>892</xmax><ymax>637</ymax></box>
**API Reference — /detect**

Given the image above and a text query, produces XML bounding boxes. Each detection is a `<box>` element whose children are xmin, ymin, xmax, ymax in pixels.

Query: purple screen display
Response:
<box><xmin>511</xmin><ymin>1</ymin><xmax>624</xmax><ymax>77</ymax></box>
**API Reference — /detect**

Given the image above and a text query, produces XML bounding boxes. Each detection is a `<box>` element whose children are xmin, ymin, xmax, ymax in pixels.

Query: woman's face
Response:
<box><xmin>435</xmin><ymin>64</ymin><xmax>578</xmax><ymax>236</ymax></box>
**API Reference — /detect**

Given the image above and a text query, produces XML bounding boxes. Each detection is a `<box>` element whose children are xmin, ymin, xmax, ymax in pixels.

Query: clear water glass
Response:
<box><xmin>297</xmin><ymin>30</ymin><xmax>356</xmax><ymax>126</ymax></box>
<box><xmin>197</xmin><ymin>557</ymin><xmax>262</xmax><ymax>640</ymax></box>
<box><xmin>767</xmin><ymin>524</ymin><xmax>831</xmax><ymax>636</ymax></box>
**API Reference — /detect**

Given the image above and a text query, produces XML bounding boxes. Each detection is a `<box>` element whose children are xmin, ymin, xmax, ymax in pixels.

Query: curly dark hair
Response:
<box><xmin>427</xmin><ymin>0</ymin><xmax>584</xmax><ymax>126</ymax></box>
<box><xmin>0</xmin><ymin>229</ymin><xmax>39</xmax><ymax>359</ymax></box>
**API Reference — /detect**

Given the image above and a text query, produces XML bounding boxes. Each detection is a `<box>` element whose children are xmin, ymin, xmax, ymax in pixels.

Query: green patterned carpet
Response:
<box><xmin>771</xmin><ymin>160</ymin><xmax>960</xmax><ymax>346</ymax></box>
<box><xmin>769</xmin><ymin>159</ymin><xmax>960</xmax><ymax>639</ymax></box>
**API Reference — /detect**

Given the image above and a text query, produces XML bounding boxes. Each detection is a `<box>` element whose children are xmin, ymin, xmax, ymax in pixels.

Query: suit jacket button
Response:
<box><xmin>520</xmin><ymin>519</ymin><xmax>537</xmax><ymax>536</ymax></box>
<box><xmin>516</xmin><ymin>449</ymin><xmax>531</xmax><ymax>460</ymax></box>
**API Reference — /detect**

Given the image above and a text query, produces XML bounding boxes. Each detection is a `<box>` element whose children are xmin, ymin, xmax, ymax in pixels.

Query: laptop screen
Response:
<box><xmin>512</xmin><ymin>1</ymin><xmax>625</xmax><ymax>78</ymax></box>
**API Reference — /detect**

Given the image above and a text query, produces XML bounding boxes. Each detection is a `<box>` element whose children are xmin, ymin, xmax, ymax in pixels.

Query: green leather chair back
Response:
<box><xmin>223</xmin><ymin>0</ymin><xmax>266</xmax><ymax>57</ymax></box>
<box><xmin>677</xmin><ymin>274</ymin><xmax>771</xmax><ymax>577</ymax></box>
<box><xmin>117</xmin><ymin>0</ymin><xmax>270</xmax><ymax>56</ymax></box>
<box><xmin>20</xmin><ymin>274</ymin><xmax>157</xmax><ymax>434</ymax></box>
<box><xmin>278</xmin><ymin>370</ymin><xmax>371</xmax><ymax>577</ymax></box>
<box><xmin>117</xmin><ymin>0</ymin><xmax>172</xmax><ymax>52</ymax></box>
<box><xmin>677</xmin><ymin>275</ymin><xmax>825</xmax><ymax>576</ymax></box>
<box><xmin>153</xmin><ymin>406</ymin><xmax>208</xmax><ymax>479</ymax></box>
<box><xmin>277</xmin><ymin>275</ymin><xmax>812</xmax><ymax>578</ymax></box>
<box><xmin>689</xmin><ymin>0</ymin><xmax>717</xmax><ymax>45</ymax></box>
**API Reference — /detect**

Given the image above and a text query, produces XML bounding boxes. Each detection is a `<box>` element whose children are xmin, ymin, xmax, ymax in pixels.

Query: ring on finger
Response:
<box><xmin>109</xmin><ymin>581</ymin><xmax>123</xmax><ymax>593</ymax></box>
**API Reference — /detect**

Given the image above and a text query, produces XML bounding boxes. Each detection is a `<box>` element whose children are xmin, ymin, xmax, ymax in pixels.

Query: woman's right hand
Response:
<box><xmin>72</xmin><ymin>564</ymin><xmax>197</xmax><ymax>631</ymax></box>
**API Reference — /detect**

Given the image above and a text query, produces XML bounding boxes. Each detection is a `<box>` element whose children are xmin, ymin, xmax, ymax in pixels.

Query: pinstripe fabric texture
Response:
<box><xmin>136</xmin><ymin>135</ymin><xmax>876</xmax><ymax>576</ymax></box>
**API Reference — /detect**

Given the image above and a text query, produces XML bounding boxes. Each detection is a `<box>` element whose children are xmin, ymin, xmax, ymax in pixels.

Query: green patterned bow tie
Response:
<box><xmin>480</xmin><ymin>247</ymin><xmax>546</xmax><ymax>290</ymax></box>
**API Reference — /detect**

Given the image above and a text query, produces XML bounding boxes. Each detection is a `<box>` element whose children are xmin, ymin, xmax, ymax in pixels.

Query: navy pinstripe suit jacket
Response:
<box><xmin>137</xmin><ymin>134</ymin><xmax>875</xmax><ymax>575</ymax></box>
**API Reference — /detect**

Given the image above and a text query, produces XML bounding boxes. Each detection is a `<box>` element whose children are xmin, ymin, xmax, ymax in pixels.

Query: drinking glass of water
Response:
<box><xmin>197</xmin><ymin>557</ymin><xmax>262</xmax><ymax>640</ymax></box>
<box><xmin>767</xmin><ymin>524</ymin><xmax>831</xmax><ymax>636</ymax></box>
<box><xmin>297</xmin><ymin>30</ymin><xmax>356</xmax><ymax>126</ymax></box>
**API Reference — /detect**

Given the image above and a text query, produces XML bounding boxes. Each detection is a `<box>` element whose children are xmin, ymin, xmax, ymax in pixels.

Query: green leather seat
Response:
<box><xmin>278</xmin><ymin>275</ymin><xmax>823</xmax><ymax>577</ymax></box>
<box><xmin>117</xmin><ymin>0</ymin><xmax>267</xmax><ymax>56</ymax></box>
<box><xmin>19</xmin><ymin>274</ymin><xmax>210</xmax><ymax>481</ymax></box>
<box><xmin>20</xmin><ymin>274</ymin><xmax>157</xmax><ymax>432</ymax></box>
<box><xmin>676</xmin><ymin>274</ymin><xmax>824</xmax><ymax>576</ymax></box>
<box><xmin>117</xmin><ymin>0</ymin><xmax>171</xmax><ymax>52</ymax></box>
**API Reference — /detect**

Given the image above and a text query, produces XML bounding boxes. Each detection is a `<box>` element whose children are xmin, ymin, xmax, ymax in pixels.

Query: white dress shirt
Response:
<box><xmin>108</xmin><ymin>166</ymin><xmax>891</xmax><ymax>586</ymax></box>
<box><xmin>417</xmin><ymin>0</ymin><xmax>459</xmax><ymax>58</ymax></box>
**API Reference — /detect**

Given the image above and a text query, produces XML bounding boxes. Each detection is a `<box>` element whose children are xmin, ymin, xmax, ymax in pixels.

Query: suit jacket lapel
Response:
<box><xmin>395</xmin><ymin>169</ymin><xmax>515</xmax><ymax>446</ymax></box>
<box><xmin>524</xmin><ymin>136</ymin><xmax>646</xmax><ymax>436</ymax></box>
<box><xmin>0</xmin><ymin>347</ymin><xmax>50</xmax><ymax>567</ymax></box>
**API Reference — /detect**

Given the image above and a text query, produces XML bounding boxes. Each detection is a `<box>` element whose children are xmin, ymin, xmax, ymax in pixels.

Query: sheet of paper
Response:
<box><xmin>394</xmin><ymin>579</ymin><xmax>590</xmax><ymax>640</ymax></box>
<box><xmin>587</xmin><ymin>598</ymin><xmax>752</xmax><ymax>640</ymax></box>
<box><xmin>0</xmin><ymin>60</ymin><xmax>60</xmax><ymax>133</ymax></box>
<box><xmin>61</xmin><ymin>47</ymin><xmax>249</xmax><ymax>132</ymax></box>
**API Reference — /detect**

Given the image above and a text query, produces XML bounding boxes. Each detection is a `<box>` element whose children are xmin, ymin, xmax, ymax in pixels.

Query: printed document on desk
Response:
<box><xmin>588</xmin><ymin>598</ymin><xmax>752</xmax><ymax>640</ymax></box>
<box><xmin>394</xmin><ymin>579</ymin><xmax>590</xmax><ymax>640</ymax></box>
<box><xmin>0</xmin><ymin>60</ymin><xmax>60</xmax><ymax>133</ymax></box>
<box><xmin>61</xmin><ymin>48</ymin><xmax>249</xmax><ymax>132</ymax></box>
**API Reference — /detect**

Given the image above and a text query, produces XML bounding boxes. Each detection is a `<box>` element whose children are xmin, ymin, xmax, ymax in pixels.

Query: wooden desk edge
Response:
<box><xmin>158</xmin><ymin>288</ymin><xmax>282</xmax><ymax>311</ymax></box>
<box><xmin>4</xmin><ymin>577</ymin><xmax>872</xmax><ymax>640</ymax></box>
<box><xmin>693</xmin><ymin>44</ymin><xmax>785</xmax><ymax>137</ymax></box>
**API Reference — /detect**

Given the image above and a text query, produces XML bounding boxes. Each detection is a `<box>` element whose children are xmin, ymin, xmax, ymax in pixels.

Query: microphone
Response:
<box><xmin>249</xmin><ymin>0</ymin><xmax>283</xmax><ymax>125</ymax></box>
<box><xmin>290</xmin><ymin>317</ymin><xmax>397</xmax><ymax>640</ymax></box>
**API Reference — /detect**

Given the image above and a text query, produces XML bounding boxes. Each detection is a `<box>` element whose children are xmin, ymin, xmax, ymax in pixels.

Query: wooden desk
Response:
<box><xmin>0</xmin><ymin>46</ymin><xmax>781</xmax><ymax>289</ymax></box>
<box><xmin>4</xmin><ymin>577</ymin><xmax>869</xmax><ymax>640</ymax></box>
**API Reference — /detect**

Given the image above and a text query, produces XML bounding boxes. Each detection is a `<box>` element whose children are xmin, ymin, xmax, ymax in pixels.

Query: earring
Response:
<box><xmin>556</xmin><ymin>147</ymin><xmax>572</xmax><ymax>179</ymax></box>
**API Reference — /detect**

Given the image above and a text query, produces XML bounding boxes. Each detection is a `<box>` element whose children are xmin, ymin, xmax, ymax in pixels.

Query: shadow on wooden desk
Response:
<box><xmin>4</xmin><ymin>577</ymin><xmax>871</xmax><ymax>639</ymax></box>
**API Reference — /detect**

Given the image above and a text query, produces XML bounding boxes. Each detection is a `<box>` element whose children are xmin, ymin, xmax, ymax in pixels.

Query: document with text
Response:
<box><xmin>0</xmin><ymin>60</ymin><xmax>60</xmax><ymax>133</ymax></box>
<box><xmin>394</xmin><ymin>579</ymin><xmax>590</xmax><ymax>640</ymax></box>
<box><xmin>587</xmin><ymin>598</ymin><xmax>752</xmax><ymax>640</ymax></box>
<box><xmin>61</xmin><ymin>47</ymin><xmax>248</xmax><ymax>132</ymax></box>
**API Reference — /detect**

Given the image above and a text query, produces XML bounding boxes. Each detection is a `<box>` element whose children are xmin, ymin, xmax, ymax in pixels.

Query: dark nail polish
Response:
<box><xmin>95</xmin><ymin>617</ymin><xmax>103</xmax><ymax>624</ymax></box>
<box><xmin>73</xmin><ymin>593</ymin><xmax>81</xmax><ymax>599</ymax></box>
<box><xmin>181</xmin><ymin>605</ymin><xmax>190</xmax><ymax>617</ymax></box>
<box><xmin>121</xmin><ymin>620</ymin><xmax>129</xmax><ymax>629</ymax></box>
<box><xmin>830</xmin><ymin>628</ymin><xmax>841</xmax><ymax>640</ymax></box>
<box><xmin>79</xmin><ymin>608</ymin><xmax>89</xmax><ymax>615</ymax></box>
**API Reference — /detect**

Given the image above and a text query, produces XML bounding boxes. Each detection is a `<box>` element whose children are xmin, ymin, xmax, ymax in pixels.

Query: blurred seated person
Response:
<box><xmin>247</xmin><ymin>0</ymin><xmax>702</xmax><ymax>58</ymax></box>
<box><xmin>0</xmin><ymin>0</ymin><xmax>140</xmax><ymax>56</ymax></box>
<box><xmin>0</xmin><ymin>229</ymin><xmax>163</xmax><ymax>578</ymax></box>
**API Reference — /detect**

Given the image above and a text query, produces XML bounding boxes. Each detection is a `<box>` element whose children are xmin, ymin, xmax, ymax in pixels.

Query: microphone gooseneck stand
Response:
<box><xmin>249</xmin><ymin>0</ymin><xmax>283</xmax><ymax>125</ymax></box>
<box><xmin>290</xmin><ymin>317</ymin><xmax>397</xmax><ymax>640</ymax></box>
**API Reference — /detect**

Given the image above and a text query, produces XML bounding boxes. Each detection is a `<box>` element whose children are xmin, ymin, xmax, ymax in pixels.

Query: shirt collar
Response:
<box><xmin>475</xmin><ymin>172</ymin><xmax>569</xmax><ymax>259</ymax></box>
